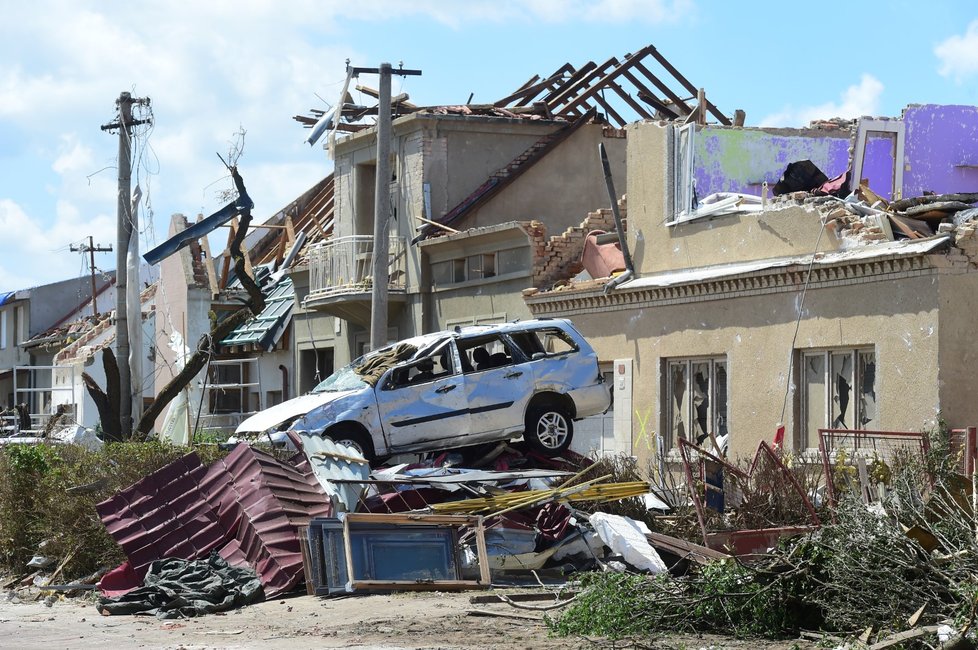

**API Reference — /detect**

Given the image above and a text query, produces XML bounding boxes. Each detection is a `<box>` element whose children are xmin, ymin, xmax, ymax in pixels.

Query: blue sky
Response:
<box><xmin>2</xmin><ymin>0</ymin><xmax>977</xmax><ymax>291</ymax></box>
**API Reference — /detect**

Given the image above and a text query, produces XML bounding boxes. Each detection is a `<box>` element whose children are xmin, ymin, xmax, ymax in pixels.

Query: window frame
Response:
<box><xmin>664</xmin><ymin>356</ymin><xmax>727</xmax><ymax>451</ymax></box>
<box><xmin>798</xmin><ymin>347</ymin><xmax>876</xmax><ymax>450</ymax></box>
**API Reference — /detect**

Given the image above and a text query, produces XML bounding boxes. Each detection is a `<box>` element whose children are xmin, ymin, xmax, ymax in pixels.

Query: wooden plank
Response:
<box><xmin>474</xmin><ymin>516</ymin><xmax>491</xmax><ymax>586</ymax></box>
<box><xmin>546</xmin><ymin>58</ymin><xmax>616</xmax><ymax>112</ymax></box>
<box><xmin>465</xmin><ymin>609</ymin><xmax>542</xmax><ymax>621</ymax></box>
<box><xmin>868</xmin><ymin>625</ymin><xmax>941</xmax><ymax>649</ymax></box>
<box><xmin>645</xmin><ymin>45</ymin><xmax>731</xmax><ymax>125</ymax></box>
<box><xmin>889</xmin><ymin>214</ymin><xmax>933</xmax><ymax>238</ymax></box>
<box><xmin>469</xmin><ymin>591</ymin><xmax>578</xmax><ymax>604</ymax></box>
<box><xmin>632</xmin><ymin>59</ymin><xmax>693</xmax><ymax>115</ymax></box>
<box><xmin>351</xmin><ymin>580</ymin><xmax>484</xmax><ymax>591</ymax></box>
<box><xmin>636</xmin><ymin>90</ymin><xmax>681</xmax><ymax>119</ymax></box>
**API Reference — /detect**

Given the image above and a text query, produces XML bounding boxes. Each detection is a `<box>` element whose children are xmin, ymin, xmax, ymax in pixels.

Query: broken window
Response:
<box><xmin>387</xmin><ymin>341</ymin><xmax>456</xmax><ymax>388</ymax></box>
<box><xmin>851</xmin><ymin>120</ymin><xmax>905</xmax><ymax>201</ymax></box>
<box><xmin>508</xmin><ymin>327</ymin><xmax>579</xmax><ymax>360</ymax></box>
<box><xmin>0</xmin><ymin>309</ymin><xmax>6</xmax><ymax>350</ymax></box>
<box><xmin>799</xmin><ymin>348</ymin><xmax>876</xmax><ymax>449</ymax></box>
<box><xmin>666</xmin><ymin>357</ymin><xmax>727</xmax><ymax>450</ymax></box>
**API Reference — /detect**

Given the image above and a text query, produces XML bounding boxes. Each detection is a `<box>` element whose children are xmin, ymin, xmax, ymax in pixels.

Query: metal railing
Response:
<box><xmin>307</xmin><ymin>235</ymin><xmax>406</xmax><ymax>300</ymax></box>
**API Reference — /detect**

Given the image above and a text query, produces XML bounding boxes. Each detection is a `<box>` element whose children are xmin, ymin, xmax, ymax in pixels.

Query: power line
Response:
<box><xmin>69</xmin><ymin>236</ymin><xmax>112</xmax><ymax>316</ymax></box>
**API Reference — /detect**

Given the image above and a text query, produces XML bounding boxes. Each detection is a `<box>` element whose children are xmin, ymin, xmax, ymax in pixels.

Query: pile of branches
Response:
<box><xmin>552</xmin><ymin>446</ymin><xmax>978</xmax><ymax>643</ymax></box>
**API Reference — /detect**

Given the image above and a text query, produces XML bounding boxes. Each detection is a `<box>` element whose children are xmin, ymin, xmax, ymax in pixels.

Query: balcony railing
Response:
<box><xmin>307</xmin><ymin>235</ymin><xmax>406</xmax><ymax>300</ymax></box>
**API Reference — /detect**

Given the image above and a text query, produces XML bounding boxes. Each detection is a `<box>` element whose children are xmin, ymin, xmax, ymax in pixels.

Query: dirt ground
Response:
<box><xmin>0</xmin><ymin>589</ymin><xmax>821</xmax><ymax>650</ymax></box>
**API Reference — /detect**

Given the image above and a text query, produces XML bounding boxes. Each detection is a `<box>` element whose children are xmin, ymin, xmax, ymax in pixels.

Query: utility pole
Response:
<box><xmin>69</xmin><ymin>236</ymin><xmax>112</xmax><ymax>316</ymax></box>
<box><xmin>347</xmin><ymin>63</ymin><xmax>421</xmax><ymax>351</ymax></box>
<box><xmin>101</xmin><ymin>91</ymin><xmax>151</xmax><ymax>438</ymax></box>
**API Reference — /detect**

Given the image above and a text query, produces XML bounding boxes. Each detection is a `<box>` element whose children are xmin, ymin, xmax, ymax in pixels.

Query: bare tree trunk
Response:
<box><xmin>81</xmin><ymin>348</ymin><xmax>122</xmax><ymax>441</ymax></box>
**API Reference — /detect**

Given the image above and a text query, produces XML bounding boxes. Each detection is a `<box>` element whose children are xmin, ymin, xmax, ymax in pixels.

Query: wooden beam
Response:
<box><xmin>637</xmin><ymin>90</ymin><xmax>681</xmax><ymax>119</ymax></box>
<box><xmin>546</xmin><ymin>58</ymin><xmax>615</xmax><ymax>111</ymax></box>
<box><xmin>646</xmin><ymin>45</ymin><xmax>731</xmax><ymax>125</ymax></box>
<box><xmin>632</xmin><ymin>59</ymin><xmax>693</xmax><ymax>115</ymax></box>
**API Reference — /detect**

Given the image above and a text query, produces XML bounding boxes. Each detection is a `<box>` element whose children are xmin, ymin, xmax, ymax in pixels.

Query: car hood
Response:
<box><xmin>235</xmin><ymin>391</ymin><xmax>352</xmax><ymax>434</ymax></box>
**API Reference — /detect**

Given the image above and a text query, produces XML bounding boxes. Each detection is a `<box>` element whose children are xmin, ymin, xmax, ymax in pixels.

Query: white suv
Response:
<box><xmin>235</xmin><ymin>318</ymin><xmax>610</xmax><ymax>461</ymax></box>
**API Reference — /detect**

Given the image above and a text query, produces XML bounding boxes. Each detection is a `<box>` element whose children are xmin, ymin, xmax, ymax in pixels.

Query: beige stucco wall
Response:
<box><xmin>559</xmin><ymin>270</ymin><xmax>943</xmax><ymax>465</ymax></box>
<box><xmin>937</xmin><ymin>270</ymin><xmax>978</xmax><ymax>428</ymax></box>
<box><xmin>462</xmin><ymin>125</ymin><xmax>627</xmax><ymax>235</ymax></box>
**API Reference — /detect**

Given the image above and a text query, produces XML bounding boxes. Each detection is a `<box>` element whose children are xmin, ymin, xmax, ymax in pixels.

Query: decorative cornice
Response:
<box><xmin>526</xmin><ymin>251</ymin><xmax>946</xmax><ymax>317</ymax></box>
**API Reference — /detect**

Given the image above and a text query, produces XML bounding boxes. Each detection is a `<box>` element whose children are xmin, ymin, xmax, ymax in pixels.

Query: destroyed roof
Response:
<box><xmin>220</xmin><ymin>266</ymin><xmax>295</xmax><ymax>351</ymax></box>
<box><xmin>52</xmin><ymin>283</ymin><xmax>157</xmax><ymax>365</ymax></box>
<box><xmin>295</xmin><ymin>43</ymin><xmax>731</xmax><ymax>134</ymax></box>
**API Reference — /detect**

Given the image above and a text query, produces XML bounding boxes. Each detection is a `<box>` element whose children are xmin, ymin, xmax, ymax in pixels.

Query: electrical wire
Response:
<box><xmin>779</xmin><ymin>219</ymin><xmax>829</xmax><ymax>424</ymax></box>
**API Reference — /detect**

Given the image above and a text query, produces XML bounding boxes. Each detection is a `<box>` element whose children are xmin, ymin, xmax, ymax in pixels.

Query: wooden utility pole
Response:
<box><xmin>347</xmin><ymin>63</ymin><xmax>421</xmax><ymax>351</ymax></box>
<box><xmin>101</xmin><ymin>91</ymin><xmax>151</xmax><ymax>438</ymax></box>
<box><xmin>69</xmin><ymin>236</ymin><xmax>112</xmax><ymax>315</ymax></box>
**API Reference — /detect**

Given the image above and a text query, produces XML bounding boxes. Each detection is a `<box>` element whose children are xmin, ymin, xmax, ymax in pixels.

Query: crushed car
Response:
<box><xmin>235</xmin><ymin>318</ymin><xmax>610</xmax><ymax>461</ymax></box>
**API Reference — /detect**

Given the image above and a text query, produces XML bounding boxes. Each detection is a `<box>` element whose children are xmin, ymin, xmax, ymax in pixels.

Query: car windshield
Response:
<box><xmin>311</xmin><ymin>364</ymin><xmax>368</xmax><ymax>393</ymax></box>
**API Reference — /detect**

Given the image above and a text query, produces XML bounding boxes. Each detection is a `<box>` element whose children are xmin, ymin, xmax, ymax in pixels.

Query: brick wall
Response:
<box><xmin>531</xmin><ymin>196</ymin><xmax>626</xmax><ymax>290</ymax></box>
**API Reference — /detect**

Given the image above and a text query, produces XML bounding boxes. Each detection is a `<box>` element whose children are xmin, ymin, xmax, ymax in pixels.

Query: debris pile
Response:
<box><xmin>4</xmin><ymin>422</ymin><xmax>978</xmax><ymax>649</ymax></box>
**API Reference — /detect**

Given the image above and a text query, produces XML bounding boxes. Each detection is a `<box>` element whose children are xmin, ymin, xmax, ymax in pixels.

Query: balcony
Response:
<box><xmin>305</xmin><ymin>235</ymin><xmax>407</xmax><ymax>326</ymax></box>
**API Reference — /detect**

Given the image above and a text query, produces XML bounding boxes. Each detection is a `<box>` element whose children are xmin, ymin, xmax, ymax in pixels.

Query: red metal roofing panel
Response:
<box><xmin>97</xmin><ymin>445</ymin><xmax>332</xmax><ymax>599</ymax></box>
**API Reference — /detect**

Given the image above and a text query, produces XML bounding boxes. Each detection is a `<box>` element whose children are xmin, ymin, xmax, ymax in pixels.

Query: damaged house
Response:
<box><xmin>151</xmin><ymin>175</ymin><xmax>334</xmax><ymax>440</ymax></box>
<box><xmin>291</xmin><ymin>44</ymin><xmax>730</xmax><ymax>456</ymax></box>
<box><xmin>523</xmin><ymin>103</ymin><xmax>978</xmax><ymax>465</ymax></box>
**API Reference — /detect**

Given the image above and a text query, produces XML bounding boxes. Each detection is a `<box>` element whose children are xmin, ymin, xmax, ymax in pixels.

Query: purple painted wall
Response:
<box><xmin>861</xmin><ymin>135</ymin><xmax>898</xmax><ymax>200</ymax></box>
<box><xmin>692</xmin><ymin>127</ymin><xmax>851</xmax><ymax>199</ymax></box>
<box><xmin>903</xmin><ymin>104</ymin><xmax>978</xmax><ymax>197</ymax></box>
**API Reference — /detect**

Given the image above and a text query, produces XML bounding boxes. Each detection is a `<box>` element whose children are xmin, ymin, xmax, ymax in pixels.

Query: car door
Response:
<box><xmin>457</xmin><ymin>334</ymin><xmax>533</xmax><ymax>437</ymax></box>
<box><xmin>374</xmin><ymin>340</ymin><xmax>471</xmax><ymax>452</ymax></box>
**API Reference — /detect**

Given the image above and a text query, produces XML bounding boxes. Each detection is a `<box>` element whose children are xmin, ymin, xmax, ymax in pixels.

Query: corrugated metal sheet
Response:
<box><xmin>294</xmin><ymin>432</ymin><xmax>370</xmax><ymax>512</ymax></box>
<box><xmin>97</xmin><ymin>445</ymin><xmax>332</xmax><ymax>598</ymax></box>
<box><xmin>200</xmin><ymin>443</ymin><xmax>332</xmax><ymax>597</ymax></box>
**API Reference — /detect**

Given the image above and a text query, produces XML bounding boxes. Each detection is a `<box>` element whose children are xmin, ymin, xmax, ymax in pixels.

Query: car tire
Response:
<box><xmin>326</xmin><ymin>427</ymin><xmax>375</xmax><ymax>463</ymax></box>
<box><xmin>525</xmin><ymin>403</ymin><xmax>573</xmax><ymax>456</ymax></box>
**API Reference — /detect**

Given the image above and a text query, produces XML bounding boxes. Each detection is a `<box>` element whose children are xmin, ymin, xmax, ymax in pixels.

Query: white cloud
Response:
<box><xmin>0</xmin><ymin>198</ymin><xmax>116</xmax><ymax>289</ymax></box>
<box><xmin>52</xmin><ymin>134</ymin><xmax>94</xmax><ymax>175</ymax></box>
<box><xmin>758</xmin><ymin>74</ymin><xmax>884</xmax><ymax>127</ymax></box>
<box><xmin>935</xmin><ymin>20</ymin><xmax>978</xmax><ymax>82</ymax></box>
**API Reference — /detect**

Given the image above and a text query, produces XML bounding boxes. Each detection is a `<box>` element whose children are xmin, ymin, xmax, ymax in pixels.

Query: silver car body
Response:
<box><xmin>235</xmin><ymin>318</ymin><xmax>609</xmax><ymax>457</ymax></box>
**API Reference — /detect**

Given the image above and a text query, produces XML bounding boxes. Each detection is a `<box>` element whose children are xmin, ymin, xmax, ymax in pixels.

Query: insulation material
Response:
<box><xmin>588</xmin><ymin>512</ymin><xmax>667</xmax><ymax>574</ymax></box>
<box><xmin>158</xmin><ymin>330</ymin><xmax>190</xmax><ymax>446</ymax></box>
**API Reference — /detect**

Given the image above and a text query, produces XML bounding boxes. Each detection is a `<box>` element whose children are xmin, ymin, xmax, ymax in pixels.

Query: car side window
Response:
<box><xmin>387</xmin><ymin>342</ymin><xmax>456</xmax><ymax>388</ymax></box>
<box><xmin>509</xmin><ymin>328</ymin><xmax>579</xmax><ymax>359</ymax></box>
<box><xmin>457</xmin><ymin>334</ymin><xmax>517</xmax><ymax>373</ymax></box>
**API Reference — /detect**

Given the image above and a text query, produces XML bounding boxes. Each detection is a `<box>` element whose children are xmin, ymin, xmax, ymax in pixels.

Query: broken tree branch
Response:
<box><xmin>134</xmin><ymin>165</ymin><xmax>265</xmax><ymax>440</ymax></box>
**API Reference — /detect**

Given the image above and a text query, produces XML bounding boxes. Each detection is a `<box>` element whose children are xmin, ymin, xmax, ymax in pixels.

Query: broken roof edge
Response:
<box><xmin>416</xmin><ymin>220</ymin><xmax>536</xmax><ymax>249</ymax></box>
<box><xmin>523</xmin><ymin>235</ymin><xmax>953</xmax><ymax>305</ymax></box>
<box><xmin>332</xmin><ymin>111</ymin><xmax>573</xmax><ymax>154</ymax></box>
<box><xmin>598</xmin><ymin>235</ymin><xmax>951</xmax><ymax>294</ymax></box>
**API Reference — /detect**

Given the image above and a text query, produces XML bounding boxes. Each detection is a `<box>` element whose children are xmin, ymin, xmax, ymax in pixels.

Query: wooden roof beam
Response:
<box><xmin>631</xmin><ymin>60</ymin><xmax>693</xmax><ymax>116</ymax></box>
<box><xmin>495</xmin><ymin>63</ymin><xmax>576</xmax><ymax>107</ymax></box>
<box><xmin>559</xmin><ymin>52</ymin><xmax>657</xmax><ymax>118</ymax></box>
<box><xmin>546</xmin><ymin>58</ymin><xmax>615</xmax><ymax>111</ymax></box>
<box><xmin>636</xmin><ymin>90</ymin><xmax>681</xmax><ymax>120</ymax></box>
<box><xmin>646</xmin><ymin>45</ymin><xmax>731</xmax><ymax>125</ymax></box>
